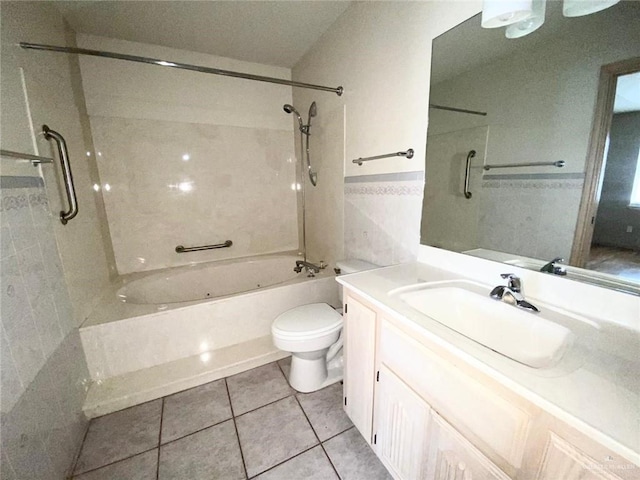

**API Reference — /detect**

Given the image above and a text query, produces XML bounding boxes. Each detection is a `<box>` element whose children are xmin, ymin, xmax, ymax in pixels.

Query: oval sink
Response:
<box><xmin>397</xmin><ymin>286</ymin><xmax>574</xmax><ymax>368</ymax></box>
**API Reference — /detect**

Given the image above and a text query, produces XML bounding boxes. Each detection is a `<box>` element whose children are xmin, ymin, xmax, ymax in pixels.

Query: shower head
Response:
<box><xmin>283</xmin><ymin>104</ymin><xmax>304</xmax><ymax>130</ymax></box>
<box><xmin>308</xmin><ymin>101</ymin><xmax>317</xmax><ymax>118</ymax></box>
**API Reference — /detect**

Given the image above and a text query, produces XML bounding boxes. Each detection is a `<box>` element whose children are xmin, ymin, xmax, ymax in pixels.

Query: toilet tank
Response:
<box><xmin>335</xmin><ymin>259</ymin><xmax>379</xmax><ymax>303</ymax></box>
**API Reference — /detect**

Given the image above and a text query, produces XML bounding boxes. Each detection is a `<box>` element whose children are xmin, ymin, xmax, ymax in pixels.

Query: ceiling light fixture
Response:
<box><xmin>482</xmin><ymin>0</ymin><xmax>533</xmax><ymax>28</ymax></box>
<box><xmin>562</xmin><ymin>0</ymin><xmax>620</xmax><ymax>17</ymax></box>
<box><xmin>506</xmin><ymin>0</ymin><xmax>546</xmax><ymax>38</ymax></box>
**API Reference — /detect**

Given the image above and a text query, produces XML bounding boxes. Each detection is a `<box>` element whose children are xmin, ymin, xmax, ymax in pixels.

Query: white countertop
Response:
<box><xmin>337</xmin><ymin>258</ymin><xmax>640</xmax><ymax>465</ymax></box>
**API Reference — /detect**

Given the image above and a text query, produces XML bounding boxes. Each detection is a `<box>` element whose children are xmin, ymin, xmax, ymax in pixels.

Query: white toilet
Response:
<box><xmin>272</xmin><ymin>259</ymin><xmax>378</xmax><ymax>393</ymax></box>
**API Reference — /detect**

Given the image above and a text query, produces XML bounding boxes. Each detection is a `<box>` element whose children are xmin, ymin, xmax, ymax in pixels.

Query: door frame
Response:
<box><xmin>570</xmin><ymin>57</ymin><xmax>640</xmax><ymax>267</ymax></box>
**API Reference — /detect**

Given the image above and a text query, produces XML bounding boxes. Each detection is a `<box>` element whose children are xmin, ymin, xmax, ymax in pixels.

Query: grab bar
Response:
<box><xmin>43</xmin><ymin>125</ymin><xmax>78</xmax><ymax>224</ymax></box>
<box><xmin>1</xmin><ymin>149</ymin><xmax>54</xmax><ymax>165</ymax></box>
<box><xmin>352</xmin><ymin>148</ymin><xmax>414</xmax><ymax>166</ymax></box>
<box><xmin>464</xmin><ymin>150</ymin><xmax>475</xmax><ymax>199</ymax></box>
<box><xmin>175</xmin><ymin>240</ymin><xmax>233</xmax><ymax>253</ymax></box>
<box><xmin>483</xmin><ymin>160</ymin><xmax>565</xmax><ymax>171</ymax></box>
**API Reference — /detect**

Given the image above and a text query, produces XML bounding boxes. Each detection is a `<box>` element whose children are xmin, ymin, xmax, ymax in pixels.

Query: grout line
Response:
<box><xmin>234</xmin><ymin>393</ymin><xmax>295</xmax><ymax>419</ymax></box>
<box><xmin>292</xmin><ymin>394</ymin><xmax>342</xmax><ymax>480</ymax></box>
<box><xmin>71</xmin><ymin>447</ymin><xmax>159</xmax><ymax>478</ymax></box>
<box><xmin>321</xmin><ymin>425</ymin><xmax>355</xmax><ymax>444</ymax></box>
<box><xmin>247</xmin><ymin>443</ymin><xmax>320</xmax><ymax>479</ymax></box>
<box><xmin>156</xmin><ymin>397</ymin><xmax>164</xmax><ymax>480</ymax></box>
<box><xmin>68</xmin><ymin>418</ymin><xmax>92</xmax><ymax>478</ymax></box>
<box><xmin>159</xmin><ymin>417</ymin><xmax>233</xmax><ymax>448</ymax></box>
<box><xmin>226</xmin><ymin>378</ymin><xmax>249</xmax><ymax>480</ymax></box>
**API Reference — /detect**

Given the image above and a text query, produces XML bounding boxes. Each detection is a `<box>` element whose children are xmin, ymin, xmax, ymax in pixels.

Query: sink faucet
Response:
<box><xmin>294</xmin><ymin>260</ymin><xmax>323</xmax><ymax>277</ymax></box>
<box><xmin>490</xmin><ymin>273</ymin><xmax>539</xmax><ymax>313</ymax></box>
<box><xmin>540</xmin><ymin>257</ymin><xmax>567</xmax><ymax>276</ymax></box>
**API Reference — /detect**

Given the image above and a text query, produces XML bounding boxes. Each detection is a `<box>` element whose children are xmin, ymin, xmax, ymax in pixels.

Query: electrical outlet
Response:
<box><xmin>627</xmin><ymin>225</ymin><xmax>633</xmax><ymax>233</ymax></box>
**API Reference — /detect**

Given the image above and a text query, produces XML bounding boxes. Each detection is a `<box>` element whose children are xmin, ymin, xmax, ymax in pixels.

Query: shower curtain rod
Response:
<box><xmin>19</xmin><ymin>42</ymin><xmax>344</xmax><ymax>96</ymax></box>
<box><xmin>429</xmin><ymin>103</ymin><xmax>487</xmax><ymax>116</ymax></box>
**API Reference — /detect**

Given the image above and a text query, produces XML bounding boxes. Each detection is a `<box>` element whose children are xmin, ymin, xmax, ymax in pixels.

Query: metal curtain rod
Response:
<box><xmin>352</xmin><ymin>148</ymin><xmax>414</xmax><ymax>166</ymax></box>
<box><xmin>483</xmin><ymin>160</ymin><xmax>565</xmax><ymax>171</ymax></box>
<box><xmin>1</xmin><ymin>149</ymin><xmax>53</xmax><ymax>165</ymax></box>
<box><xmin>429</xmin><ymin>103</ymin><xmax>487</xmax><ymax>116</ymax></box>
<box><xmin>19</xmin><ymin>42</ymin><xmax>344</xmax><ymax>96</ymax></box>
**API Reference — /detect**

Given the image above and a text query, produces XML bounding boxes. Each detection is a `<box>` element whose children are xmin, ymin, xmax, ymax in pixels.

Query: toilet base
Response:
<box><xmin>288</xmin><ymin>351</ymin><xmax>343</xmax><ymax>393</ymax></box>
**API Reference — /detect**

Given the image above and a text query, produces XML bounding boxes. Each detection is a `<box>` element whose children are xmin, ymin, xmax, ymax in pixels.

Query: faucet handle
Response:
<box><xmin>500</xmin><ymin>273</ymin><xmax>521</xmax><ymax>292</ymax></box>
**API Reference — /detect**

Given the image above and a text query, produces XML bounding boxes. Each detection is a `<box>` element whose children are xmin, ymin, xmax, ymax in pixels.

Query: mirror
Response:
<box><xmin>420</xmin><ymin>0</ymin><xmax>640</xmax><ymax>294</ymax></box>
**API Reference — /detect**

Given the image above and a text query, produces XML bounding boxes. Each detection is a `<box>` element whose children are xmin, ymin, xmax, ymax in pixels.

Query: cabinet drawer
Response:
<box><xmin>379</xmin><ymin>320</ymin><xmax>532</xmax><ymax>469</ymax></box>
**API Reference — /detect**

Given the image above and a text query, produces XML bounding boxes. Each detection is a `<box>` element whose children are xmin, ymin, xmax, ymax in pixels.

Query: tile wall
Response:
<box><xmin>344</xmin><ymin>173</ymin><xmax>424</xmax><ymax>266</ymax></box>
<box><xmin>1</xmin><ymin>183</ymin><xmax>90</xmax><ymax>479</ymax></box>
<box><xmin>478</xmin><ymin>177</ymin><xmax>584</xmax><ymax>261</ymax></box>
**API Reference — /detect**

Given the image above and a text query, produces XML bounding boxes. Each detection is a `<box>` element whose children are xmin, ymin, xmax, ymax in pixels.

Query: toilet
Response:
<box><xmin>272</xmin><ymin>259</ymin><xmax>378</xmax><ymax>393</ymax></box>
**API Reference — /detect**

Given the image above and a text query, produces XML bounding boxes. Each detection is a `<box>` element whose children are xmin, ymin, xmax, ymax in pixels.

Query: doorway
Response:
<box><xmin>571</xmin><ymin>58</ymin><xmax>640</xmax><ymax>283</ymax></box>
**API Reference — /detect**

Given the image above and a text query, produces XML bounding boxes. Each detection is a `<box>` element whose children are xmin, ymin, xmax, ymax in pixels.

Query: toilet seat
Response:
<box><xmin>272</xmin><ymin>303</ymin><xmax>342</xmax><ymax>339</ymax></box>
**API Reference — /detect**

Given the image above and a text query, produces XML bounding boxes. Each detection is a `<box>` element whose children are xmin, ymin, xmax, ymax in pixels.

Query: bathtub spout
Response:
<box><xmin>294</xmin><ymin>260</ymin><xmax>322</xmax><ymax>277</ymax></box>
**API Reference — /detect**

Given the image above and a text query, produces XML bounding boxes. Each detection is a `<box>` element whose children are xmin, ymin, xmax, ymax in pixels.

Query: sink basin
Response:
<box><xmin>395</xmin><ymin>284</ymin><xmax>574</xmax><ymax>368</ymax></box>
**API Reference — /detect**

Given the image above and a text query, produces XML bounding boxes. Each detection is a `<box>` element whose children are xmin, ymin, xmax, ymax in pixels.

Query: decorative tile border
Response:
<box><xmin>344</xmin><ymin>181</ymin><xmax>424</xmax><ymax>196</ymax></box>
<box><xmin>482</xmin><ymin>179</ymin><xmax>585</xmax><ymax>190</ymax></box>
<box><xmin>0</xmin><ymin>193</ymin><xmax>29</xmax><ymax>211</ymax></box>
<box><xmin>0</xmin><ymin>175</ymin><xmax>44</xmax><ymax>189</ymax></box>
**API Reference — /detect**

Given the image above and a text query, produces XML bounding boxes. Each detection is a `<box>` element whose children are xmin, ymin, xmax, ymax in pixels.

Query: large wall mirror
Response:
<box><xmin>421</xmin><ymin>0</ymin><xmax>640</xmax><ymax>294</ymax></box>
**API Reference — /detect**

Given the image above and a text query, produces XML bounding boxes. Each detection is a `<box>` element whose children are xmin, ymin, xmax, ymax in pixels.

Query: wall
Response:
<box><xmin>0</xmin><ymin>2</ymin><xmax>106</xmax><ymax>478</ymax></box>
<box><xmin>292</xmin><ymin>1</ymin><xmax>481</xmax><ymax>268</ymax></box>
<box><xmin>77</xmin><ymin>34</ymin><xmax>299</xmax><ymax>274</ymax></box>
<box><xmin>423</xmin><ymin>3</ymin><xmax>640</xmax><ymax>261</ymax></box>
<box><xmin>593</xmin><ymin>112</ymin><xmax>640</xmax><ymax>250</ymax></box>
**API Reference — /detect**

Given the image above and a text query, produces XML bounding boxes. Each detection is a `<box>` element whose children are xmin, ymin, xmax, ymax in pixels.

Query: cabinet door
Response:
<box><xmin>535</xmin><ymin>433</ymin><xmax>626</xmax><ymax>480</ymax></box>
<box><xmin>343</xmin><ymin>292</ymin><xmax>377</xmax><ymax>443</ymax></box>
<box><xmin>374</xmin><ymin>365</ymin><xmax>431</xmax><ymax>480</ymax></box>
<box><xmin>428</xmin><ymin>411</ymin><xmax>511</xmax><ymax>480</ymax></box>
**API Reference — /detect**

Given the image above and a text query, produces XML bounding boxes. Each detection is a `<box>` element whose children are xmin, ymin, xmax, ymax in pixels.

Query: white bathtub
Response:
<box><xmin>117</xmin><ymin>255</ymin><xmax>300</xmax><ymax>304</ymax></box>
<box><xmin>80</xmin><ymin>252</ymin><xmax>339</xmax><ymax>417</ymax></box>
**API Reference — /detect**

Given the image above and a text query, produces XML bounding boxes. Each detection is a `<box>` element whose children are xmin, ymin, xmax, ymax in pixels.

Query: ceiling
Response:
<box><xmin>55</xmin><ymin>1</ymin><xmax>351</xmax><ymax>68</ymax></box>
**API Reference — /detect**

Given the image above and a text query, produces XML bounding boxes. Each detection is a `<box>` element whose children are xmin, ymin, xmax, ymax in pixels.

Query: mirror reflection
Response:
<box><xmin>420</xmin><ymin>0</ymin><xmax>640</xmax><ymax>293</ymax></box>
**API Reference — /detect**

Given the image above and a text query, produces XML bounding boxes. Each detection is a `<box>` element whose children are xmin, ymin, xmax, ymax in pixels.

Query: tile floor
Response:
<box><xmin>70</xmin><ymin>359</ymin><xmax>391</xmax><ymax>480</ymax></box>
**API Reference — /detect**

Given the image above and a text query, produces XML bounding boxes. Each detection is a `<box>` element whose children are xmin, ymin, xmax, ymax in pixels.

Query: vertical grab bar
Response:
<box><xmin>43</xmin><ymin>125</ymin><xmax>78</xmax><ymax>224</ymax></box>
<box><xmin>464</xmin><ymin>150</ymin><xmax>475</xmax><ymax>199</ymax></box>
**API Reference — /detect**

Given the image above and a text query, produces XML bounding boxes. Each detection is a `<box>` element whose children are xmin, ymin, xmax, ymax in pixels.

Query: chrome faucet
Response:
<box><xmin>490</xmin><ymin>273</ymin><xmax>539</xmax><ymax>313</ymax></box>
<box><xmin>540</xmin><ymin>257</ymin><xmax>567</xmax><ymax>276</ymax></box>
<box><xmin>294</xmin><ymin>260</ymin><xmax>323</xmax><ymax>277</ymax></box>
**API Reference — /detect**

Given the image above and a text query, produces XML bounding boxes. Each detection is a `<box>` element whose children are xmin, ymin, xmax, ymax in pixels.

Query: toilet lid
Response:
<box><xmin>273</xmin><ymin>303</ymin><xmax>342</xmax><ymax>337</ymax></box>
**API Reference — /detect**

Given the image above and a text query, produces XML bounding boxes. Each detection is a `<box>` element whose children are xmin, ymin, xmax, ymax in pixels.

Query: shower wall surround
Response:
<box><xmin>1</xmin><ymin>3</ymin><xmax>108</xmax><ymax>478</ymax></box>
<box><xmin>77</xmin><ymin>35</ymin><xmax>298</xmax><ymax>274</ymax></box>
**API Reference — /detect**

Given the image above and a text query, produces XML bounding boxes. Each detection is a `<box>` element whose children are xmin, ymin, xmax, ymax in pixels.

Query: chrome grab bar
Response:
<box><xmin>175</xmin><ymin>240</ymin><xmax>232</xmax><ymax>253</ymax></box>
<box><xmin>483</xmin><ymin>160</ymin><xmax>565</xmax><ymax>171</ymax></box>
<box><xmin>1</xmin><ymin>149</ymin><xmax>54</xmax><ymax>165</ymax></box>
<box><xmin>352</xmin><ymin>148</ymin><xmax>414</xmax><ymax>166</ymax></box>
<box><xmin>43</xmin><ymin>125</ymin><xmax>78</xmax><ymax>224</ymax></box>
<box><xmin>464</xmin><ymin>150</ymin><xmax>475</xmax><ymax>199</ymax></box>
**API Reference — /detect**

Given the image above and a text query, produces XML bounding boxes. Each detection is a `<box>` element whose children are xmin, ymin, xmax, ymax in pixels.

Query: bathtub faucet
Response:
<box><xmin>294</xmin><ymin>260</ymin><xmax>322</xmax><ymax>277</ymax></box>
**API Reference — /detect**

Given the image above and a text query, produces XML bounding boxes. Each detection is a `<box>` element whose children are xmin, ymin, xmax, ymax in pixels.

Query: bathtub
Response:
<box><xmin>117</xmin><ymin>255</ymin><xmax>301</xmax><ymax>304</ymax></box>
<box><xmin>80</xmin><ymin>252</ymin><xmax>339</xmax><ymax>417</ymax></box>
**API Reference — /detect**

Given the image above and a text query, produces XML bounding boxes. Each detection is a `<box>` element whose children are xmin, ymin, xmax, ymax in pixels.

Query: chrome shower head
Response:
<box><xmin>283</xmin><ymin>104</ymin><xmax>304</xmax><ymax>130</ymax></box>
<box><xmin>308</xmin><ymin>101</ymin><xmax>317</xmax><ymax>118</ymax></box>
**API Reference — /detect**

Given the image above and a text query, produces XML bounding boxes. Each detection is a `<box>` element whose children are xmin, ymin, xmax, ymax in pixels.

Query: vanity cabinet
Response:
<box><xmin>342</xmin><ymin>292</ymin><xmax>377</xmax><ymax>442</ymax></box>
<box><xmin>341</xmin><ymin>288</ymin><xmax>636</xmax><ymax>480</ymax></box>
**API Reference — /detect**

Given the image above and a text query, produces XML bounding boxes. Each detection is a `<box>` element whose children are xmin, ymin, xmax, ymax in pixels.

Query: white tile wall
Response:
<box><xmin>344</xmin><ymin>179</ymin><xmax>424</xmax><ymax>267</ymax></box>
<box><xmin>0</xmin><ymin>186</ymin><xmax>91</xmax><ymax>479</ymax></box>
